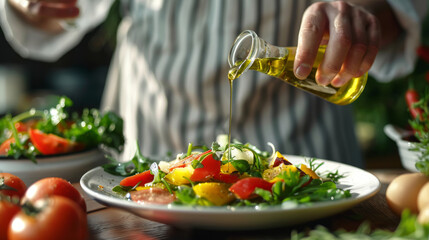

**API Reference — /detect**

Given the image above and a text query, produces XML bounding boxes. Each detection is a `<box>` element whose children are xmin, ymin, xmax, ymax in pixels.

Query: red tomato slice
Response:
<box><xmin>229</xmin><ymin>177</ymin><xmax>273</xmax><ymax>200</ymax></box>
<box><xmin>14</xmin><ymin>122</ymin><xmax>29</xmax><ymax>132</ymax></box>
<box><xmin>120</xmin><ymin>170</ymin><xmax>154</xmax><ymax>187</ymax></box>
<box><xmin>29</xmin><ymin>129</ymin><xmax>75</xmax><ymax>155</ymax></box>
<box><xmin>0</xmin><ymin>138</ymin><xmax>15</xmax><ymax>155</ymax></box>
<box><xmin>190</xmin><ymin>153</ymin><xmax>221</xmax><ymax>182</ymax></box>
<box><xmin>213</xmin><ymin>173</ymin><xmax>240</xmax><ymax>184</ymax></box>
<box><xmin>130</xmin><ymin>187</ymin><xmax>176</xmax><ymax>205</ymax></box>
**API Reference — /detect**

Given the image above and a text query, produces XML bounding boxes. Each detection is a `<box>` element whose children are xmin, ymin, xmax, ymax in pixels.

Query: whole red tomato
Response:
<box><xmin>0</xmin><ymin>200</ymin><xmax>21</xmax><ymax>240</ymax></box>
<box><xmin>0</xmin><ymin>173</ymin><xmax>27</xmax><ymax>199</ymax></box>
<box><xmin>22</xmin><ymin>177</ymin><xmax>86</xmax><ymax>211</ymax></box>
<box><xmin>8</xmin><ymin>196</ymin><xmax>88</xmax><ymax>240</ymax></box>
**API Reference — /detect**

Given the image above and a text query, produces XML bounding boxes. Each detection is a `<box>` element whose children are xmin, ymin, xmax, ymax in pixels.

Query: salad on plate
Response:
<box><xmin>0</xmin><ymin>96</ymin><xmax>124</xmax><ymax>162</ymax></box>
<box><xmin>103</xmin><ymin>136</ymin><xmax>351</xmax><ymax>207</ymax></box>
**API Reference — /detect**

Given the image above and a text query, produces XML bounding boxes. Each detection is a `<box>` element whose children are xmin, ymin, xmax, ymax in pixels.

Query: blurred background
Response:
<box><xmin>0</xmin><ymin>0</ymin><xmax>121</xmax><ymax>114</ymax></box>
<box><xmin>0</xmin><ymin>1</ymin><xmax>428</xmax><ymax>169</ymax></box>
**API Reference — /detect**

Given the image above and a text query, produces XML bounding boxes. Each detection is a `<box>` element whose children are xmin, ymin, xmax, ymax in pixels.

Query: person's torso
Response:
<box><xmin>103</xmin><ymin>0</ymin><xmax>363</xmax><ymax>167</ymax></box>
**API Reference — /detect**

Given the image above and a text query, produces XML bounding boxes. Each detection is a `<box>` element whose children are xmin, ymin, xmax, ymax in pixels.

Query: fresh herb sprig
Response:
<box><xmin>223</xmin><ymin>142</ymin><xmax>269</xmax><ymax>177</ymax></box>
<box><xmin>408</xmin><ymin>89</ymin><xmax>429</xmax><ymax>176</ymax></box>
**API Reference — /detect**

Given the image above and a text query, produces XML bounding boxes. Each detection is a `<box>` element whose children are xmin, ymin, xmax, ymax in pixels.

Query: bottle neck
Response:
<box><xmin>228</xmin><ymin>30</ymin><xmax>288</xmax><ymax>81</ymax></box>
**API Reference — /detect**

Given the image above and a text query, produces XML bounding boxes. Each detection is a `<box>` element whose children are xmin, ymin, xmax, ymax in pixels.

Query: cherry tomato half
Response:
<box><xmin>120</xmin><ymin>170</ymin><xmax>154</xmax><ymax>187</ymax></box>
<box><xmin>9</xmin><ymin>196</ymin><xmax>88</xmax><ymax>240</ymax></box>
<box><xmin>229</xmin><ymin>177</ymin><xmax>273</xmax><ymax>200</ymax></box>
<box><xmin>0</xmin><ymin>138</ymin><xmax>15</xmax><ymax>156</ymax></box>
<box><xmin>14</xmin><ymin>122</ymin><xmax>29</xmax><ymax>132</ymax></box>
<box><xmin>22</xmin><ymin>177</ymin><xmax>86</xmax><ymax>212</ymax></box>
<box><xmin>190</xmin><ymin>153</ymin><xmax>221</xmax><ymax>182</ymax></box>
<box><xmin>29</xmin><ymin>129</ymin><xmax>75</xmax><ymax>155</ymax></box>
<box><xmin>0</xmin><ymin>173</ymin><xmax>27</xmax><ymax>199</ymax></box>
<box><xmin>213</xmin><ymin>173</ymin><xmax>240</xmax><ymax>184</ymax></box>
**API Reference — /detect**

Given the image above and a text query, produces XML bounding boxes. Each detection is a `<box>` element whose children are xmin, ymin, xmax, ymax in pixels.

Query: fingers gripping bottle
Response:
<box><xmin>228</xmin><ymin>30</ymin><xmax>367</xmax><ymax>105</ymax></box>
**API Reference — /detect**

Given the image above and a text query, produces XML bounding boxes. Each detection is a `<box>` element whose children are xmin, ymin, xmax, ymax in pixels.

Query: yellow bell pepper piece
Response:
<box><xmin>193</xmin><ymin>182</ymin><xmax>236</xmax><ymax>206</ymax></box>
<box><xmin>135</xmin><ymin>183</ymin><xmax>166</xmax><ymax>191</ymax></box>
<box><xmin>220</xmin><ymin>162</ymin><xmax>238</xmax><ymax>174</ymax></box>
<box><xmin>135</xmin><ymin>186</ymin><xmax>150</xmax><ymax>191</ymax></box>
<box><xmin>164</xmin><ymin>165</ymin><xmax>194</xmax><ymax>185</ymax></box>
<box><xmin>300</xmin><ymin>164</ymin><xmax>320</xmax><ymax>179</ymax></box>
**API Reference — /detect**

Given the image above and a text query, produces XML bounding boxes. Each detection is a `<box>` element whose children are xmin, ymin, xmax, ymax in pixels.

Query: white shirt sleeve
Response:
<box><xmin>0</xmin><ymin>0</ymin><xmax>114</xmax><ymax>62</ymax></box>
<box><xmin>370</xmin><ymin>0</ymin><xmax>428</xmax><ymax>82</ymax></box>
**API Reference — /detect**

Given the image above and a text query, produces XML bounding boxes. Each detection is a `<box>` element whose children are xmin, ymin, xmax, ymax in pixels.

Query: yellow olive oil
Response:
<box><xmin>228</xmin><ymin>46</ymin><xmax>367</xmax><ymax>105</ymax></box>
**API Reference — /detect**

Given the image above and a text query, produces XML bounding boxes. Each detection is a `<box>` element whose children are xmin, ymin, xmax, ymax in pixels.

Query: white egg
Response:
<box><xmin>386</xmin><ymin>173</ymin><xmax>429</xmax><ymax>215</ymax></box>
<box><xmin>418</xmin><ymin>205</ymin><xmax>429</xmax><ymax>225</ymax></box>
<box><xmin>418</xmin><ymin>181</ymin><xmax>429</xmax><ymax>212</ymax></box>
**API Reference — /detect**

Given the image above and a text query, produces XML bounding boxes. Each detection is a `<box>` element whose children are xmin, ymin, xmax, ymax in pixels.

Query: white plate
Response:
<box><xmin>0</xmin><ymin>149</ymin><xmax>106</xmax><ymax>185</ymax></box>
<box><xmin>80</xmin><ymin>155</ymin><xmax>381</xmax><ymax>230</ymax></box>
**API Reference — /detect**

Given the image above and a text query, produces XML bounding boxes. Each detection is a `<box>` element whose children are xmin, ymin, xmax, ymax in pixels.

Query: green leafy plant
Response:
<box><xmin>0</xmin><ymin>96</ymin><xmax>124</xmax><ymax>161</ymax></box>
<box><xmin>291</xmin><ymin>210</ymin><xmax>429</xmax><ymax>240</ymax></box>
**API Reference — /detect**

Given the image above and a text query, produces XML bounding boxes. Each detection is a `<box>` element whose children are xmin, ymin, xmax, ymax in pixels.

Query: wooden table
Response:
<box><xmin>73</xmin><ymin>169</ymin><xmax>408</xmax><ymax>240</ymax></box>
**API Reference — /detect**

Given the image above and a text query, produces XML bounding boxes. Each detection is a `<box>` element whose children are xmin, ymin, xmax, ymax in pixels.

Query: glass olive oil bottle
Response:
<box><xmin>228</xmin><ymin>30</ymin><xmax>367</xmax><ymax>105</ymax></box>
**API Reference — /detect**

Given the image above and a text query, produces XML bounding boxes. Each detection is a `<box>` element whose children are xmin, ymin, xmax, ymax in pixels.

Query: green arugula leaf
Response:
<box><xmin>230</xmin><ymin>159</ymin><xmax>250</xmax><ymax>173</ymax></box>
<box><xmin>131</xmin><ymin>142</ymin><xmax>153</xmax><ymax>173</ymax></box>
<box><xmin>102</xmin><ymin>156</ymin><xmax>136</xmax><ymax>176</ymax></box>
<box><xmin>112</xmin><ymin>180</ymin><xmax>142</xmax><ymax>197</ymax></box>
<box><xmin>112</xmin><ymin>185</ymin><xmax>134</xmax><ymax>197</ymax></box>
<box><xmin>174</xmin><ymin>185</ymin><xmax>200</xmax><ymax>205</ymax></box>
<box><xmin>291</xmin><ymin>210</ymin><xmax>429</xmax><ymax>239</ymax></box>
<box><xmin>254</xmin><ymin>188</ymin><xmax>273</xmax><ymax>202</ymax></box>
<box><xmin>191</xmin><ymin>152</ymin><xmax>211</xmax><ymax>169</ymax></box>
<box><xmin>174</xmin><ymin>185</ymin><xmax>213</xmax><ymax>206</ymax></box>
<box><xmin>102</xmin><ymin>142</ymin><xmax>156</xmax><ymax>176</ymax></box>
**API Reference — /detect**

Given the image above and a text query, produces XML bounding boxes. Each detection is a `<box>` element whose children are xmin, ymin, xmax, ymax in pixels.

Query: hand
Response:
<box><xmin>294</xmin><ymin>1</ymin><xmax>380</xmax><ymax>87</ymax></box>
<box><xmin>7</xmin><ymin>0</ymin><xmax>80</xmax><ymax>33</ymax></box>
